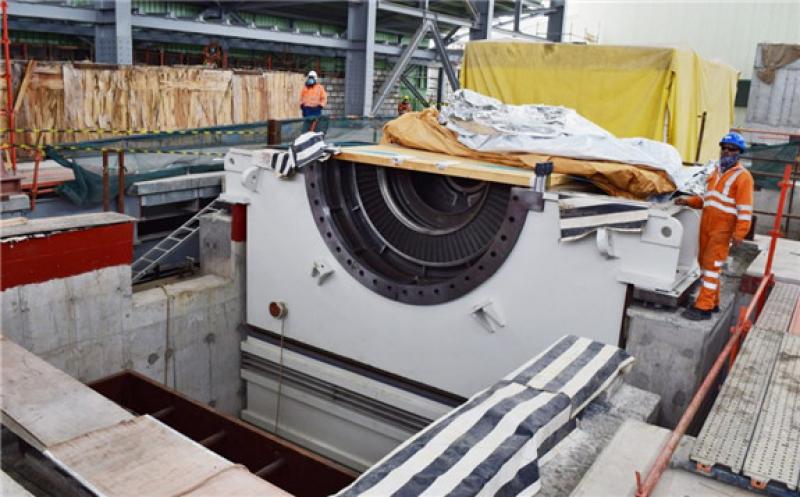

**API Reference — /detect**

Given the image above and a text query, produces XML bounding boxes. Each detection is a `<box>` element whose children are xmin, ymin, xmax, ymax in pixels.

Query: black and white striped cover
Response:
<box><xmin>504</xmin><ymin>335</ymin><xmax>635</xmax><ymax>417</ymax></box>
<box><xmin>559</xmin><ymin>194</ymin><xmax>650</xmax><ymax>242</ymax></box>
<box><xmin>291</xmin><ymin>131</ymin><xmax>327</xmax><ymax>168</ymax></box>
<box><xmin>268</xmin><ymin>150</ymin><xmax>295</xmax><ymax>177</ymax></box>
<box><xmin>335</xmin><ymin>336</ymin><xmax>634</xmax><ymax>497</ymax></box>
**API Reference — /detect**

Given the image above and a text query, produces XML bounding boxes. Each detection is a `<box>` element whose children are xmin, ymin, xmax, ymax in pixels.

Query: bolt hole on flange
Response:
<box><xmin>305</xmin><ymin>160</ymin><xmax>530</xmax><ymax>305</ymax></box>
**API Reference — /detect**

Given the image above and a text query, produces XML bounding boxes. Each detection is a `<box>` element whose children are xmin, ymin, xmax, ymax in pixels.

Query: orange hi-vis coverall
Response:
<box><xmin>684</xmin><ymin>162</ymin><xmax>754</xmax><ymax>311</ymax></box>
<box><xmin>299</xmin><ymin>84</ymin><xmax>328</xmax><ymax>108</ymax></box>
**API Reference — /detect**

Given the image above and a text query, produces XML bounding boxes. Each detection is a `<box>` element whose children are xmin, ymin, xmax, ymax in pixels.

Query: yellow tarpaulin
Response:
<box><xmin>460</xmin><ymin>41</ymin><xmax>739</xmax><ymax>163</ymax></box>
<box><xmin>381</xmin><ymin>109</ymin><xmax>676</xmax><ymax>200</ymax></box>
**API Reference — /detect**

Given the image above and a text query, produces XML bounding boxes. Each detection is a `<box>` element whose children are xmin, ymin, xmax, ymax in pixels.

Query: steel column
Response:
<box><xmin>94</xmin><ymin>0</ymin><xmax>132</xmax><ymax>64</ymax></box>
<box><xmin>546</xmin><ymin>0</ymin><xmax>565</xmax><ymax>42</ymax></box>
<box><xmin>513</xmin><ymin>0</ymin><xmax>522</xmax><ymax>31</ymax></box>
<box><xmin>371</xmin><ymin>19</ymin><xmax>430</xmax><ymax>116</ymax></box>
<box><xmin>436</xmin><ymin>67</ymin><xmax>444</xmax><ymax>110</ymax></box>
<box><xmin>345</xmin><ymin>0</ymin><xmax>377</xmax><ymax>116</ymax></box>
<box><xmin>429</xmin><ymin>22</ymin><xmax>459</xmax><ymax>91</ymax></box>
<box><xmin>469</xmin><ymin>0</ymin><xmax>494</xmax><ymax>40</ymax></box>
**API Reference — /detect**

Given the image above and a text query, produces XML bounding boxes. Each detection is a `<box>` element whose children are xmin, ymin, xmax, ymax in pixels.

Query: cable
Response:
<box><xmin>273</xmin><ymin>317</ymin><xmax>287</xmax><ymax>434</ymax></box>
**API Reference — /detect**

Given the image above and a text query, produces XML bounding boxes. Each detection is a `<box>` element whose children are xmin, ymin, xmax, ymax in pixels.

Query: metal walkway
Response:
<box><xmin>691</xmin><ymin>282</ymin><xmax>800</xmax><ymax>492</ymax></box>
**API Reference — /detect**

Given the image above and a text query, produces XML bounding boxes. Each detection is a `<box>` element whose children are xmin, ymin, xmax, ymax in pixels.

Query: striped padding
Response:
<box><xmin>335</xmin><ymin>336</ymin><xmax>634</xmax><ymax>497</ymax></box>
<box><xmin>558</xmin><ymin>194</ymin><xmax>650</xmax><ymax>242</ymax></box>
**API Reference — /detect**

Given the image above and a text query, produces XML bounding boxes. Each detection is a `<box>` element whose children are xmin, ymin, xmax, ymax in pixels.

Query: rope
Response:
<box><xmin>2</xmin><ymin>143</ymin><xmax>227</xmax><ymax>157</ymax></box>
<box><xmin>1</xmin><ymin>127</ymin><xmax>268</xmax><ymax>136</ymax></box>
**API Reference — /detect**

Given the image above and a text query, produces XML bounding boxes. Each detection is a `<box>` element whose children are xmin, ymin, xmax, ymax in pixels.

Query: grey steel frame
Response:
<box><xmin>7</xmin><ymin>0</ymin><xmax>564</xmax><ymax>115</ymax></box>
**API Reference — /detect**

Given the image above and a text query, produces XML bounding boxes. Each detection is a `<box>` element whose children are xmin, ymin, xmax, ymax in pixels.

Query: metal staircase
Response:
<box><xmin>131</xmin><ymin>198</ymin><xmax>225</xmax><ymax>283</ymax></box>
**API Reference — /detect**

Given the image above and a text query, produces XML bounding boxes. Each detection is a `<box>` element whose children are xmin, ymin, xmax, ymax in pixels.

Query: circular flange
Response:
<box><xmin>305</xmin><ymin>159</ymin><xmax>531</xmax><ymax>305</ymax></box>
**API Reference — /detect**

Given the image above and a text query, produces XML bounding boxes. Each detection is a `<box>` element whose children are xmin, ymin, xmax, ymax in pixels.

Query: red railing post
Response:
<box><xmin>102</xmin><ymin>149</ymin><xmax>110</xmax><ymax>212</ymax></box>
<box><xmin>765</xmin><ymin>165</ymin><xmax>792</xmax><ymax>276</ymax></box>
<box><xmin>117</xmin><ymin>149</ymin><xmax>125</xmax><ymax>214</ymax></box>
<box><xmin>30</xmin><ymin>148</ymin><xmax>41</xmax><ymax>209</ymax></box>
<box><xmin>2</xmin><ymin>0</ymin><xmax>17</xmax><ymax>173</ymax></box>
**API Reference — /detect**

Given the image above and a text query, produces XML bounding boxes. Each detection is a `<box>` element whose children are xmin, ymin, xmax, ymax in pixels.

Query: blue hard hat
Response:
<box><xmin>719</xmin><ymin>132</ymin><xmax>746</xmax><ymax>152</ymax></box>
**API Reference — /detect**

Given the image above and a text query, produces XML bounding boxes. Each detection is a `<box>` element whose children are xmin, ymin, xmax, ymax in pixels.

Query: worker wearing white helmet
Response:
<box><xmin>300</xmin><ymin>70</ymin><xmax>328</xmax><ymax>118</ymax></box>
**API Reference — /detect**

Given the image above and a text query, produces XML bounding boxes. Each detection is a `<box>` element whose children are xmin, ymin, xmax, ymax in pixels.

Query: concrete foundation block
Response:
<box><xmin>2</xmin><ymin>265</ymin><xmax>131</xmax><ymax>360</ymax></box>
<box><xmin>1</xmin><ymin>211</ymin><xmax>245</xmax><ymax>416</ymax></box>
<box><xmin>538</xmin><ymin>382</ymin><xmax>660</xmax><ymax>497</ymax></box>
<box><xmin>199</xmin><ymin>212</ymin><xmax>233</xmax><ymax>279</ymax></box>
<box><xmin>624</xmin><ymin>275</ymin><xmax>740</xmax><ymax>430</ymax></box>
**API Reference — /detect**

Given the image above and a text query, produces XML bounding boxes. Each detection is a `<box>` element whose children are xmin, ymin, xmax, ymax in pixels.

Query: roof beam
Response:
<box><xmin>129</xmin><ymin>14</ymin><xmax>351</xmax><ymax>49</ymax></box>
<box><xmin>492</xmin><ymin>27</ymin><xmax>548</xmax><ymax>40</ymax></box>
<box><xmin>377</xmin><ymin>1</ymin><xmax>475</xmax><ymax>28</ymax></box>
<box><xmin>7</xmin><ymin>1</ymin><xmax>108</xmax><ymax>23</ymax></box>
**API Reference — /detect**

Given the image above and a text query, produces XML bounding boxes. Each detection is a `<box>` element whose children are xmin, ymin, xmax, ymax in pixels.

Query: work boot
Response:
<box><xmin>682</xmin><ymin>306</ymin><xmax>712</xmax><ymax>321</ymax></box>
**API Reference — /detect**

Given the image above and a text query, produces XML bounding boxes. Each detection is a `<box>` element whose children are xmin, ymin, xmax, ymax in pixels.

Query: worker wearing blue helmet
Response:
<box><xmin>675</xmin><ymin>132</ymin><xmax>754</xmax><ymax>321</ymax></box>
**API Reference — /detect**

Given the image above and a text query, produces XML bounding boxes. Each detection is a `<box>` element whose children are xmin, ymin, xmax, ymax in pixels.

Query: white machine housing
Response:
<box><xmin>223</xmin><ymin>148</ymin><xmax>700</xmax><ymax>470</ymax></box>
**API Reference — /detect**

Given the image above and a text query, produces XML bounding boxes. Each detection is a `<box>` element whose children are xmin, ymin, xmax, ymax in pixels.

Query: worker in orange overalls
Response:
<box><xmin>676</xmin><ymin>132</ymin><xmax>754</xmax><ymax>321</ymax></box>
<box><xmin>397</xmin><ymin>95</ymin><xmax>412</xmax><ymax>115</ymax></box>
<box><xmin>299</xmin><ymin>70</ymin><xmax>327</xmax><ymax>118</ymax></box>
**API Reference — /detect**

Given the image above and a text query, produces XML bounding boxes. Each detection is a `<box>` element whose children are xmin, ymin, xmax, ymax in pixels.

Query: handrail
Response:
<box><xmin>634</xmin><ymin>164</ymin><xmax>792</xmax><ymax>497</ymax></box>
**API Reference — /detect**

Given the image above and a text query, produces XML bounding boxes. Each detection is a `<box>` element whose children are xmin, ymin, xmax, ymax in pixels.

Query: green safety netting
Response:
<box><xmin>742</xmin><ymin>141</ymin><xmax>800</xmax><ymax>190</ymax></box>
<box><xmin>46</xmin><ymin>116</ymin><xmax>392</xmax><ymax>206</ymax></box>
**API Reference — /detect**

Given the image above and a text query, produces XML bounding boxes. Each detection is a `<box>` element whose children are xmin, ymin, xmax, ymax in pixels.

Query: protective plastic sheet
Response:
<box><xmin>460</xmin><ymin>41</ymin><xmax>739</xmax><ymax>163</ymax></box>
<box><xmin>381</xmin><ymin>108</ymin><xmax>677</xmax><ymax>200</ymax></box>
<box><xmin>440</xmin><ymin>90</ymin><xmax>695</xmax><ymax>190</ymax></box>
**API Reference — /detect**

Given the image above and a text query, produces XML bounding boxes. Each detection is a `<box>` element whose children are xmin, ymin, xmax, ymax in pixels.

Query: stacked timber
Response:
<box><xmin>1</xmin><ymin>62</ymin><xmax>305</xmax><ymax>146</ymax></box>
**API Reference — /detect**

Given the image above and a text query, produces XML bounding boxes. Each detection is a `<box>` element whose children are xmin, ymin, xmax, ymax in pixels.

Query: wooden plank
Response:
<box><xmin>19</xmin><ymin>165</ymin><xmax>75</xmax><ymax>190</ymax></box>
<box><xmin>336</xmin><ymin>144</ymin><xmax>536</xmax><ymax>187</ymax></box>
<box><xmin>13</xmin><ymin>60</ymin><xmax>36</xmax><ymax>114</ymax></box>
<box><xmin>47</xmin><ymin>416</ymin><xmax>232</xmax><ymax>497</ymax></box>
<box><xmin>0</xmin><ymin>337</ymin><xmax>133</xmax><ymax>452</ymax></box>
<box><xmin>0</xmin><ymin>217</ymin><xmax>27</xmax><ymax>228</ymax></box>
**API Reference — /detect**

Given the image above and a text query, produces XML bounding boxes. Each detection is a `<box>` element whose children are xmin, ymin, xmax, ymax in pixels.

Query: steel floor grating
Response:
<box><xmin>743</xmin><ymin>333</ymin><xmax>800</xmax><ymax>490</ymax></box>
<box><xmin>691</xmin><ymin>327</ymin><xmax>783</xmax><ymax>473</ymax></box>
<box><xmin>690</xmin><ymin>283</ymin><xmax>800</xmax><ymax>492</ymax></box>
<box><xmin>757</xmin><ymin>283</ymin><xmax>800</xmax><ymax>334</ymax></box>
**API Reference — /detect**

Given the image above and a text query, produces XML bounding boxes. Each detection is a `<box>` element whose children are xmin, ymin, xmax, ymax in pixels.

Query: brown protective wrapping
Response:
<box><xmin>2</xmin><ymin>62</ymin><xmax>305</xmax><ymax>147</ymax></box>
<box><xmin>381</xmin><ymin>109</ymin><xmax>676</xmax><ymax>199</ymax></box>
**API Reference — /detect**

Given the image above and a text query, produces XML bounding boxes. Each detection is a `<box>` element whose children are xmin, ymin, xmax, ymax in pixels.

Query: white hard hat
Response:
<box><xmin>307</xmin><ymin>70</ymin><xmax>318</xmax><ymax>79</ymax></box>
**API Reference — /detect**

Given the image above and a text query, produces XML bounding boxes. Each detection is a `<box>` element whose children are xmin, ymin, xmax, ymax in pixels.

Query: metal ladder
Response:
<box><xmin>131</xmin><ymin>198</ymin><xmax>225</xmax><ymax>284</ymax></box>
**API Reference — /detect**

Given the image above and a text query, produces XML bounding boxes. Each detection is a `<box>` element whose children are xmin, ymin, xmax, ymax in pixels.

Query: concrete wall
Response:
<box><xmin>624</xmin><ymin>294</ymin><xmax>738</xmax><ymax>432</ymax></box>
<box><xmin>1</xmin><ymin>212</ymin><xmax>246</xmax><ymax>415</ymax></box>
